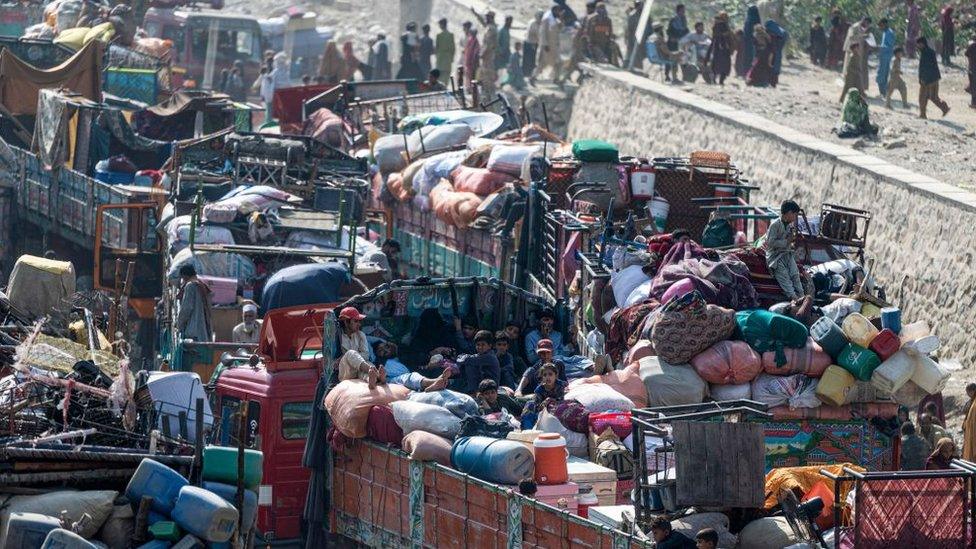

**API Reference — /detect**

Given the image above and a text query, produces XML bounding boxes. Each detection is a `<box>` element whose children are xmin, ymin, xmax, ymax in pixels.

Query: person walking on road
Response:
<box><xmin>917</xmin><ymin>37</ymin><xmax>950</xmax><ymax>118</ymax></box>
<box><xmin>418</xmin><ymin>24</ymin><xmax>434</xmax><ymax>77</ymax></box>
<box><xmin>536</xmin><ymin>5</ymin><xmax>564</xmax><ymax>84</ymax></box>
<box><xmin>885</xmin><ymin>47</ymin><xmax>909</xmax><ymax>109</ymax></box>
<box><xmin>706</xmin><ymin>12</ymin><xmax>734</xmax><ymax>85</ymax></box>
<box><xmin>525</xmin><ymin>11</ymin><xmax>542</xmax><ymax>82</ymax></box>
<box><xmin>826</xmin><ymin>9</ymin><xmax>848</xmax><ymax>71</ymax></box>
<box><xmin>840</xmin><ymin>42</ymin><xmax>864</xmax><ymax>102</ymax></box>
<box><xmin>739</xmin><ymin>5</ymin><xmax>761</xmax><ymax>77</ymax></box>
<box><xmin>435</xmin><ymin>18</ymin><xmax>455</xmax><ymax>79</ymax></box>
<box><xmin>463</xmin><ymin>27</ymin><xmax>481</xmax><ymax>93</ymax></box>
<box><xmin>940</xmin><ymin>6</ymin><xmax>955</xmax><ymax>66</ymax></box>
<box><xmin>876</xmin><ymin>18</ymin><xmax>896</xmax><ymax>96</ymax></box>
<box><xmin>497</xmin><ymin>15</ymin><xmax>513</xmax><ymax>71</ymax></box>
<box><xmin>966</xmin><ymin>36</ymin><xmax>976</xmax><ymax>109</ymax></box>
<box><xmin>472</xmin><ymin>8</ymin><xmax>499</xmax><ymax>98</ymax></box>
<box><xmin>808</xmin><ymin>16</ymin><xmax>827</xmax><ymax>67</ymax></box>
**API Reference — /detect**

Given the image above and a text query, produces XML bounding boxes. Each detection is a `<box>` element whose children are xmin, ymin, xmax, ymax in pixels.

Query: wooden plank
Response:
<box><xmin>674</xmin><ymin>421</ymin><xmax>765</xmax><ymax>508</ymax></box>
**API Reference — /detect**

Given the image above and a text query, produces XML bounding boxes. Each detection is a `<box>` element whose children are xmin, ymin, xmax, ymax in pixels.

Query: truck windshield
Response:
<box><xmin>281</xmin><ymin>401</ymin><xmax>312</xmax><ymax>440</ymax></box>
<box><xmin>189</xmin><ymin>21</ymin><xmax>260</xmax><ymax>63</ymax></box>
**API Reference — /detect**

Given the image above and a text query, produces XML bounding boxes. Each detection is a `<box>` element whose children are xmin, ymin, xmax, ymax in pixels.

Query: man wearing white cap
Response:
<box><xmin>232</xmin><ymin>302</ymin><xmax>262</xmax><ymax>344</ymax></box>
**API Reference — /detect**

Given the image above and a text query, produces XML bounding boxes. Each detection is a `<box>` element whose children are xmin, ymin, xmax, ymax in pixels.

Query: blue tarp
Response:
<box><xmin>260</xmin><ymin>262</ymin><xmax>350</xmax><ymax>313</ymax></box>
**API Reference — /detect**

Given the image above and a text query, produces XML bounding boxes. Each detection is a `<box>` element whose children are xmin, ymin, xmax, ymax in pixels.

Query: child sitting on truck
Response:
<box><xmin>455</xmin><ymin>330</ymin><xmax>501</xmax><ymax>394</ymax></box>
<box><xmin>494</xmin><ymin>332</ymin><xmax>526</xmax><ymax>389</ymax></box>
<box><xmin>476</xmin><ymin>379</ymin><xmax>523</xmax><ymax>417</ymax></box>
<box><xmin>765</xmin><ymin>200</ymin><xmax>808</xmax><ymax>301</ymax></box>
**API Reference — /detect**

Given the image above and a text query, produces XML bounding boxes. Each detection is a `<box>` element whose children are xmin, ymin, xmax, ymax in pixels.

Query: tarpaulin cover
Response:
<box><xmin>856</xmin><ymin>476</ymin><xmax>970</xmax><ymax>548</ymax></box>
<box><xmin>7</xmin><ymin>254</ymin><xmax>76</xmax><ymax>319</ymax></box>
<box><xmin>0</xmin><ymin>39</ymin><xmax>101</xmax><ymax>115</ymax></box>
<box><xmin>260</xmin><ymin>262</ymin><xmax>351</xmax><ymax>313</ymax></box>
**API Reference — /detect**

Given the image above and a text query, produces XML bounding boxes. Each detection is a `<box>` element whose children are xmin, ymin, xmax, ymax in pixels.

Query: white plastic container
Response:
<box><xmin>630</xmin><ymin>167</ymin><xmax>655</xmax><ymax>199</ymax></box>
<box><xmin>870</xmin><ymin>350</ymin><xmax>915</xmax><ymax>394</ymax></box>
<box><xmin>648</xmin><ymin>196</ymin><xmax>670</xmax><ymax>233</ymax></box>
<box><xmin>842</xmin><ymin>313</ymin><xmax>880</xmax><ymax>348</ymax></box>
<box><xmin>910</xmin><ymin>353</ymin><xmax>950</xmax><ymax>395</ymax></box>
<box><xmin>898</xmin><ymin>321</ymin><xmax>931</xmax><ymax>346</ymax></box>
<box><xmin>906</xmin><ymin>334</ymin><xmax>940</xmax><ymax>355</ymax></box>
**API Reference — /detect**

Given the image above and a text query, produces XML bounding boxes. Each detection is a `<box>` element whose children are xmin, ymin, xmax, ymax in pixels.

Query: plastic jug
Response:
<box><xmin>815</xmin><ymin>365</ymin><xmax>856</xmax><ymax>407</ymax></box>
<box><xmin>202</xmin><ymin>446</ymin><xmax>263</xmax><ymax>490</ymax></box>
<box><xmin>533</xmin><ymin>433</ymin><xmax>569</xmax><ymax>485</ymax></box>
<box><xmin>842</xmin><ymin>313</ymin><xmax>879</xmax><ymax>348</ymax></box>
<box><xmin>906</xmin><ymin>334</ymin><xmax>940</xmax><ymax>355</ymax></box>
<box><xmin>870</xmin><ymin>350</ymin><xmax>915</xmax><ymax>394</ymax></box>
<box><xmin>202</xmin><ymin>482</ymin><xmax>258</xmax><ymax>533</ymax></box>
<box><xmin>126</xmin><ymin>458</ymin><xmax>190</xmax><ymax>515</ymax></box>
<box><xmin>148</xmin><ymin>521</ymin><xmax>181</xmax><ymax>542</ymax></box>
<box><xmin>910</xmin><ymin>353</ymin><xmax>950</xmax><ymax>395</ymax></box>
<box><xmin>899</xmin><ymin>321</ymin><xmax>931</xmax><ymax>345</ymax></box>
<box><xmin>880</xmin><ymin>307</ymin><xmax>902</xmax><ymax>334</ymax></box>
<box><xmin>171</xmin><ymin>486</ymin><xmax>239</xmax><ymax>543</ymax></box>
<box><xmin>41</xmin><ymin>528</ymin><xmax>100</xmax><ymax>549</ymax></box>
<box><xmin>868</xmin><ymin>329</ymin><xmax>901</xmax><ymax>361</ymax></box>
<box><xmin>837</xmin><ymin>343</ymin><xmax>881</xmax><ymax>381</ymax></box>
<box><xmin>577</xmin><ymin>484</ymin><xmax>599</xmax><ymax>518</ymax></box>
<box><xmin>1</xmin><ymin>512</ymin><xmax>61</xmax><ymax>549</ymax></box>
<box><xmin>451</xmin><ymin>436</ymin><xmax>535</xmax><ymax>485</ymax></box>
<box><xmin>810</xmin><ymin>316</ymin><xmax>848</xmax><ymax>359</ymax></box>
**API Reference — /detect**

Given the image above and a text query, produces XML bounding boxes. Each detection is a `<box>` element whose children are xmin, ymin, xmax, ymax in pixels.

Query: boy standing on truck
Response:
<box><xmin>765</xmin><ymin>200</ymin><xmax>807</xmax><ymax>301</ymax></box>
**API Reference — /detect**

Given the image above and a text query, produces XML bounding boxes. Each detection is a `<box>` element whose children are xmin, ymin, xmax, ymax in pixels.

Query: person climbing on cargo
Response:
<box><xmin>231</xmin><ymin>302</ymin><xmax>262</xmax><ymax>345</ymax></box>
<box><xmin>525</xmin><ymin>307</ymin><xmax>564</xmax><ymax>364</ymax></box>
<box><xmin>515</xmin><ymin>339</ymin><xmax>567</xmax><ymax>397</ymax></box>
<box><xmin>494</xmin><ymin>331</ymin><xmax>526</xmax><ymax>389</ymax></box>
<box><xmin>476</xmin><ymin>379</ymin><xmax>523</xmax><ymax>416</ymax></box>
<box><xmin>650</xmin><ymin>516</ymin><xmax>696</xmax><ymax>548</ymax></box>
<box><xmin>765</xmin><ymin>200</ymin><xmax>808</xmax><ymax>302</ymax></box>
<box><xmin>455</xmin><ymin>330</ymin><xmax>500</xmax><ymax>394</ymax></box>
<box><xmin>695</xmin><ymin>528</ymin><xmax>718</xmax><ymax>549</ymax></box>
<box><xmin>899</xmin><ymin>421</ymin><xmax>931</xmax><ymax>470</ymax></box>
<box><xmin>926</xmin><ymin>437</ymin><xmax>956</xmax><ymax>470</ymax></box>
<box><xmin>175</xmin><ymin>264</ymin><xmax>213</xmax><ymax>344</ymax></box>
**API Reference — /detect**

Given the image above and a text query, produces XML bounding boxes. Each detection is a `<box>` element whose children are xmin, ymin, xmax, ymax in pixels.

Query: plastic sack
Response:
<box><xmin>167</xmin><ymin>248</ymin><xmax>257</xmax><ymax>283</ymax></box>
<box><xmin>373</xmin><ymin>133</ymin><xmax>408</xmax><ymax>174</ymax></box>
<box><xmin>564</xmin><ymin>383</ymin><xmax>635</xmax><ymax>413</ymax></box>
<box><xmin>547</xmin><ymin>399</ymin><xmax>591</xmax><ymax>433</ymax></box>
<box><xmin>407</xmin><ymin>390</ymin><xmax>479</xmax><ymax>419</ymax></box>
<box><xmin>736</xmin><ymin>517</ymin><xmax>802</xmax><ymax>549</ymax></box>
<box><xmin>84</xmin><ymin>21</ymin><xmax>115</xmax><ymax>44</ymax></box>
<box><xmin>486</xmin><ymin>144</ymin><xmax>541</xmax><ymax>178</ymax></box>
<box><xmin>97</xmin><ymin>503</ymin><xmax>134</xmax><ymax>549</ymax></box>
<box><xmin>652</xmin><ymin>294</ymin><xmax>737</xmax><ymax>365</ymax></box>
<box><xmin>402</xmin><ymin>431</ymin><xmax>453</xmax><ymax>465</ymax></box>
<box><xmin>691</xmin><ymin>340</ymin><xmax>762</xmax><ymax>385</ymax></box>
<box><xmin>569</xmin><ymin>363</ymin><xmax>648</xmax><ymax>408</ymax></box>
<box><xmin>323</xmin><ymin>380</ymin><xmax>411</xmax><ymax>438</ymax></box>
<box><xmin>385</xmin><ymin>172</ymin><xmax>414</xmax><ymax>202</ymax></box>
<box><xmin>638</xmin><ymin>356</ymin><xmax>708</xmax><ymax>407</ymax></box>
<box><xmin>611</xmin><ymin>264</ymin><xmax>650</xmax><ymax>307</ymax></box>
<box><xmin>406</xmin><ymin>123</ymin><xmax>474</xmax><ymax>159</ymax></box>
<box><xmin>391</xmin><ymin>400</ymin><xmax>463</xmax><ymax>439</ymax></box>
<box><xmin>53</xmin><ymin>26</ymin><xmax>90</xmax><ymax>50</ymax></box>
<box><xmin>819</xmin><ymin>298</ymin><xmax>862</xmax><ymax>324</ymax></box>
<box><xmin>165</xmin><ymin>215</ymin><xmax>235</xmax><ymax>253</ymax></box>
<box><xmin>671</xmin><ymin>513</ymin><xmax>736</xmax><ymax>549</ymax></box>
<box><xmin>423</xmin><ymin>149</ymin><xmax>468</xmax><ymax>180</ymax></box>
<box><xmin>761</xmin><ymin>339</ymin><xmax>832</xmax><ymax>377</ymax></box>
<box><xmin>0</xmin><ymin>490</ymin><xmax>117</xmax><ymax>538</ymax></box>
<box><xmin>535</xmin><ymin>408</ymin><xmax>587</xmax><ymax>457</ymax></box>
<box><xmin>400</xmin><ymin>158</ymin><xmax>427</xmax><ymax>194</ymax></box>
<box><xmin>365</xmin><ymin>405</ymin><xmax>403</xmax><ymax>446</ymax></box>
<box><xmin>710</xmin><ymin>382</ymin><xmax>751</xmax><ymax>401</ymax></box>
<box><xmin>751</xmin><ymin>374</ymin><xmax>820</xmax><ymax>409</ymax></box>
<box><xmin>450</xmin><ymin>165</ymin><xmax>513</xmax><ymax>196</ymax></box>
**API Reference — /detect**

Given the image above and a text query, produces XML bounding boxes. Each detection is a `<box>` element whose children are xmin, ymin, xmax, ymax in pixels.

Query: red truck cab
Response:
<box><xmin>212</xmin><ymin>304</ymin><xmax>335</xmax><ymax>542</ymax></box>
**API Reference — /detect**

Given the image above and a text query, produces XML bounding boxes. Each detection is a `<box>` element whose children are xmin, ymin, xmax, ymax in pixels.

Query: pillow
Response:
<box><xmin>323</xmin><ymin>380</ymin><xmax>411</xmax><ymax>438</ymax></box>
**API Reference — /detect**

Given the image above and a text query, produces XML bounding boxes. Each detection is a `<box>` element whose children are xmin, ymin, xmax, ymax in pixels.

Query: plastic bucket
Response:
<box><xmin>648</xmin><ymin>196</ymin><xmax>670</xmax><ymax>233</ymax></box>
<box><xmin>630</xmin><ymin>167</ymin><xmax>655</xmax><ymax>199</ymax></box>
<box><xmin>533</xmin><ymin>433</ymin><xmax>569</xmax><ymax>485</ymax></box>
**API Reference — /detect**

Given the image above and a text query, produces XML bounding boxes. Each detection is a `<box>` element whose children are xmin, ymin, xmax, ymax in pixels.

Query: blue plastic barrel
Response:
<box><xmin>126</xmin><ymin>458</ymin><xmax>189</xmax><ymax>515</ymax></box>
<box><xmin>41</xmin><ymin>528</ymin><xmax>100</xmax><ymax>549</ymax></box>
<box><xmin>202</xmin><ymin>482</ymin><xmax>258</xmax><ymax>532</ymax></box>
<box><xmin>171</xmin><ymin>485</ymin><xmax>239</xmax><ymax>543</ymax></box>
<box><xmin>451</xmin><ymin>436</ymin><xmax>535</xmax><ymax>485</ymax></box>
<box><xmin>2</xmin><ymin>512</ymin><xmax>62</xmax><ymax>548</ymax></box>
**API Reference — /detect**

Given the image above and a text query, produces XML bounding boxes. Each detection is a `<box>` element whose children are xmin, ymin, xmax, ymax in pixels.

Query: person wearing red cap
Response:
<box><xmin>338</xmin><ymin>306</ymin><xmax>374</xmax><ymax>362</ymax></box>
<box><xmin>515</xmin><ymin>338</ymin><xmax>567</xmax><ymax>397</ymax></box>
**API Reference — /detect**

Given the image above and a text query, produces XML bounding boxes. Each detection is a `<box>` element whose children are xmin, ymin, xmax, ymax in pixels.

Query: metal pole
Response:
<box><xmin>235</xmin><ymin>401</ymin><xmax>248</xmax><ymax>547</ymax></box>
<box><xmin>194</xmin><ymin>397</ymin><xmax>204</xmax><ymax>484</ymax></box>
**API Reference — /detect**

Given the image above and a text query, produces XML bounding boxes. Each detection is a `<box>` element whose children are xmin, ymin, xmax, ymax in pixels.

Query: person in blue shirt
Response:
<box><xmin>875</xmin><ymin>18</ymin><xmax>896</xmax><ymax>96</ymax></box>
<box><xmin>524</xmin><ymin>308</ymin><xmax>563</xmax><ymax>364</ymax></box>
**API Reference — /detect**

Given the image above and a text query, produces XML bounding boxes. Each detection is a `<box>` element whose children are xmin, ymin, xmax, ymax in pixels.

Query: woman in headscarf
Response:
<box><xmin>340</xmin><ymin>41</ymin><xmax>362</xmax><ymax>81</ymax></box>
<box><xmin>402</xmin><ymin>308</ymin><xmax>461</xmax><ymax>367</ymax></box>
<box><xmin>739</xmin><ymin>5</ymin><xmax>761</xmax><ymax>77</ymax></box>
<box><xmin>926</xmin><ymin>437</ymin><xmax>956</xmax><ymax>470</ymax></box>
<box><xmin>706</xmin><ymin>12</ymin><xmax>734</xmax><ymax>85</ymax></box>
<box><xmin>764</xmin><ymin>19</ymin><xmax>787</xmax><ymax>87</ymax></box>
<box><xmin>318</xmin><ymin>41</ymin><xmax>343</xmax><ymax>82</ymax></box>
<box><xmin>826</xmin><ymin>9</ymin><xmax>848</xmax><ymax>70</ymax></box>
<box><xmin>746</xmin><ymin>24</ymin><xmax>772</xmax><ymax>87</ymax></box>
<box><xmin>940</xmin><ymin>6</ymin><xmax>955</xmax><ymax>65</ymax></box>
<box><xmin>836</xmin><ymin>89</ymin><xmax>878</xmax><ymax>138</ymax></box>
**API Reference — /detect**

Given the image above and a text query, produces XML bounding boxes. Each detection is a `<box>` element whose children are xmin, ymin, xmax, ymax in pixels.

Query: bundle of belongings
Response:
<box><xmin>588</xmin><ymin>229</ymin><xmax>947</xmax><ymax>424</ymax></box>
<box><xmin>370</xmin><ymin>115</ymin><xmax>563</xmax><ymax>230</ymax></box>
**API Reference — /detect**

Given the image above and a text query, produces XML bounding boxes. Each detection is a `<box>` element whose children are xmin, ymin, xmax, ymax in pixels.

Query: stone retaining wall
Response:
<box><xmin>568</xmin><ymin>67</ymin><xmax>976</xmax><ymax>365</ymax></box>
